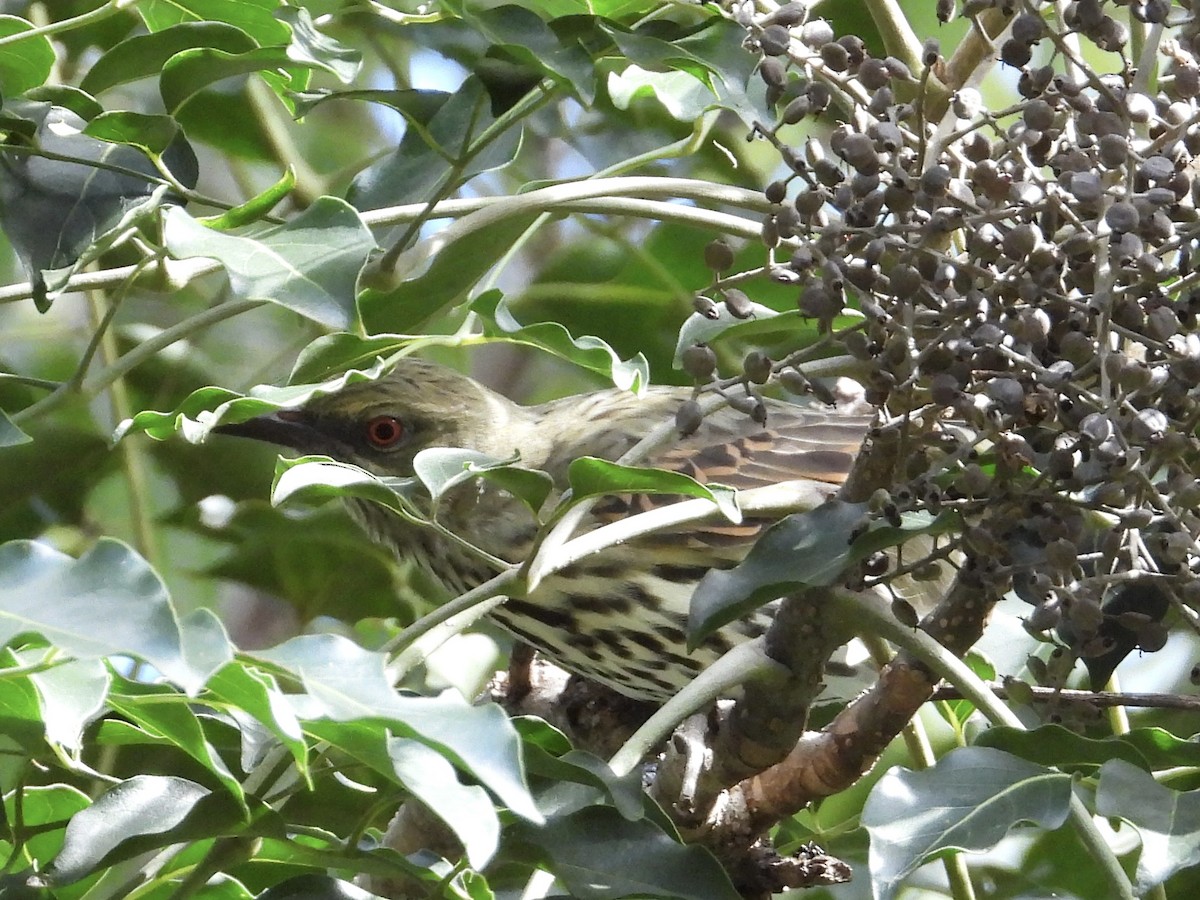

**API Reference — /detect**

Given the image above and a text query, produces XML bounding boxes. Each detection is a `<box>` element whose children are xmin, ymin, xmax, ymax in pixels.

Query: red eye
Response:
<box><xmin>365</xmin><ymin>415</ymin><xmax>406</xmax><ymax>449</ymax></box>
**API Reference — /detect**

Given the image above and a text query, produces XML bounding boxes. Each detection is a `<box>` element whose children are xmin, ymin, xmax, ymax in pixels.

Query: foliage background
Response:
<box><xmin>1</xmin><ymin>0</ymin><xmax>1199</xmax><ymax>899</ymax></box>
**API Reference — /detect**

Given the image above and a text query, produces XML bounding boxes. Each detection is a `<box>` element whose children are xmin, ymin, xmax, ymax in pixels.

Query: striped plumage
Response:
<box><xmin>219</xmin><ymin>359</ymin><xmax>871</xmax><ymax>701</ymax></box>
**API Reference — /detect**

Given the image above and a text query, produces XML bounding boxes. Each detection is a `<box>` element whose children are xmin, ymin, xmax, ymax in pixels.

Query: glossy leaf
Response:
<box><xmin>518</xmin><ymin>806</ymin><xmax>738</xmax><ymax>900</ymax></box>
<box><xmin>80</xmin><ymin>22</ymin><xmax>258</xmax><ymax>96</ymax></box>
<box><xmin>567</xmin><ymin>457</ymin><xmax>739</xmax><ymax>522</ymax></box>
<box><xmin>0</xmin><ymin>102</ymin><xmax>190</xmax><ymax>310</ymax></box>
<box><xmin>387</xmin><ymin>737</ymin><xmax>500</xmax><ymax>868</ymax></box>
<box><xmin>115</xmin><ymin>360</ymin><xmax>391</xmax><ymax>444</ymax></box>
<box><xmin>0</xmin><ymin>15</ymin><xmax>55</xmax><ymax>96</ymax></box>
<box><xmin>472</xmin><ymin>292</ymin><xmax>649</xmax><ymax>392</ymax></box>
<box><xmin>254</xmin><ymin>634</ymin><xmax>542</xmax><ymax>823</ymax></box>
<box><xmin>977</xmin><ymin>723</ymin><xmax>1200</xmax><ymax>773</ymax></box>
<box><xmin>862</xmin><ymin>747</ymin><xmax>1072</xmax><ymax>900</ymax></box>
<box><xmin>162</xmin><ymin>199</ymin><xmax>374</xmax><ymax>329</ymax></box>
<box><xmin>26</xmin><ymin>656</ymin><xmax>110</xmax><ymax>752</ymax></box>
<box><xmin>688</xmin><ymin>503</ymin><xmax>956</xmax><ymax>648</ymax></box>
<box><xmin>0</xmin><ymin>539</ymin><xmax>231</xmax><ymax>695</ymax></box>
<box><xmin>1097</xmin><ymin>759</ymin><xmax>1200</xmax><ymax>893</ymax></box>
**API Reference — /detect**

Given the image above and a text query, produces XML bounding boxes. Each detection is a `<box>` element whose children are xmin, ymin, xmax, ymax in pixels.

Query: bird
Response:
<box><xmin>216</xmin><ymin>358</ymin><xmax>874</xmax><ymax>702</ymax></box>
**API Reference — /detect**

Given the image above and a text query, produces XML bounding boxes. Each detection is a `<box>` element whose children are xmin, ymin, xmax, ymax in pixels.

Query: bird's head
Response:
<box><xmin>216</xmin><ymin>359</ymin><xmax>533</xmax><ymax>476</ymax></box>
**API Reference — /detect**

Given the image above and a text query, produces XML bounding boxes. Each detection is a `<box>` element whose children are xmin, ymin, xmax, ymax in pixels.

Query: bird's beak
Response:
<box><xmin>214</xmin><ymin>410</ymin><xmax>344</xmax><ymax>457</ymax></box>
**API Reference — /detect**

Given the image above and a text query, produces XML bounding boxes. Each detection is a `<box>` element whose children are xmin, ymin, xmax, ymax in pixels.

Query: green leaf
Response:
<box><xmin>0</xmin><ymin>408</ymin><xmax>32</xmax><ymax>446</ymax></box>
<box><xmin>862</xmin><ymin>747</ymin><xmax>1072</xmax><ymax>900</ymax></box>
<box><xmin>524</xmin><ymin>748</ymin><xmax>647</xmax><ymax>821</ymax></box>
<box><xmin>137</xmin><ymin>0</ymin><xmax>290</xmax><ymax>46</ymax></box>
<box><xmin>80</xmin><ymin>22</ymin><xmax>258</xmax><ymax>96</ymax></box>
<box><xmin>106</xmin><ymin>674</ymin><xmax>245</xmax><ymax>804</ymax></box>
<box><xmin>608</xmin><ymin>66</ymin><xmax>714</xmax><ymax>122</ymax></box>
<box><xmin>271</xmin><ymin>456</ymin><xmax>407</xmax><ymax>514</ymax></box>
<box><xmin>414</xmin><ymin>447</ymin><xmax>553</xmax><ymax>515</ymax></box>
<box><xmin>602</xmin><ymin>18</ymin><xmax>767</xmax><ymax>127</ymax></box>
<box><xmin>0</xmin><ymin>15</ymin><xmax>55</xmax><ymax>96</ymax></box>
<box><xmin>253</xmin><ymin>634</ymin><xmax>542</xmax><ymax>824</ymax></box>
<box><xmin>162</xmin><ymin>199</ymin><xmax>374</xmax><ymax>329</ymax></box>
<box><xmin>452</xmin><ymin>4</ymin><xmax>598</xmax><ymax>103</ymax></box>
<box><xmin>276</xmin><ymin>6</ymin><xmax>362</xmax><ymax>84</ymax></box>
<box><xmin>472</xmin><ymin>291</ymin><xmax>649</xmax><ymax>392</ymax></box>
<box><xmin>26</xmin><ymin>657</ymin><xmax>110</xmax><ymax>752</ymax></box>
<box><xmin>977</xmin><ymin>724</ymin><xmax>1200</xmax><ymax>773</ymax></box>
<box><xmin>358</xmin><ymin>214</ymin><xmax>538</xmax><ymax>334</ymax></box>
<box><xmin>1</xmin><ymin>784</ymin><xmax>90</xmax><ymax>866</ymax></box>
<box><xmin>256</xmin><ymin>876</ymin><xmax>380</xmax><ymax>899</ymax></box>
<box><xmin>83</xmin><ymin>111</ymin><xmax>183</xmax><ymax>157</ymax></box>
<box><xmin>1097</xmin><ymin>759</ymin><xmax>1200</xmax><ymax>893</ymax></box>
<box><xmin>518</xmin><ymin>806</ymin><xmax>739</xmax><ymax>900</ymax></box>
<box><xmin>0</xmin><ymin>539</ymin><xmax>231</xmax><ymax>695</ymax></box>
<box><xmin>115</xmin><ymin>361</ymin><xmax>391</xmax><ymax>444</ymax></box>
<box><xmin>0</xmin><ymin>652</ymin><xmax>49</xmax><ymax>753</ymax></box>
<box><xmin>688</xmin><ymin>503</ymin><xmax>956</xmax><ymax>648</ymax></box>
<box><xmin>200</xmin><ymin>500</ymin><xmax>405</xmax><ymax>624</ymax></box>
<box><xmin>0</xmin><ymin>102</ymin><xmax>190</xmax><ymax>311</ymax></box>
<box><xmin>288</xmin><ymin>333</ymin><xmax>414</xmax><ymax>384</ymax></box>
<box><xmin>200</xmin><ymin>167</ymin><xmax>295</xmax><ymax>228</ymax></box>
<box><xmin>160</xmin><ymin>45</ymin><xmax>313</xmax><ymax>114</ymax></box>
<box><xmin>45</xmin><ymin>775</ymin><xmax>261</xmax><ymax>886</ymax></box>
<box><xmin>386</xmin><ymin>737</ymin><xmax>500</xmax><ymax>868</ymax></box>
<box><xmin>288</xmin><ymin>88</ymin><xmax>449</xmax><ymax>127</ymax></box>
<box><xmin>567</xmin><ymin>457</ymin><xmax>739</xmax><ymax>522</ymax></box>
<box><xmin>672</xmin><ymin>302</ymin><xmax>785</xmax><ymax>367</ymax></box>
<box><xmin>204</xmin><ymin>660</ymin><xmax>309</xmax><ymax>779</ymax></box>
<box><xmin>348</xmin><ymin>76</ymin><xmax>522</xmax><ymax>211</ymax></box>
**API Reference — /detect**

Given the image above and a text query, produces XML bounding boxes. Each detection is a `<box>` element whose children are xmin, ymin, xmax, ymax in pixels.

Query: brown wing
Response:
<box><xmin>589</xmin><ymin>400</ymin><xmax>871</xmax><ymax>548</ymax></box>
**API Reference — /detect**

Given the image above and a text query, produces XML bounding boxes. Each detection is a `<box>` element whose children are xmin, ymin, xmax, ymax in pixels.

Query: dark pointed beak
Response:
<box><xmin>214</xmin><ymin>410</ymin><xmax>347</xmax><ymax>458</ymax></box>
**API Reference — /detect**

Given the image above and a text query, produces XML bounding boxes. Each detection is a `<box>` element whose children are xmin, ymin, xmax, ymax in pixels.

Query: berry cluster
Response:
<box><xmin>690</xmin><ymin>0</ymin><xmax>1200</xmax><ymax>700</ymax></box>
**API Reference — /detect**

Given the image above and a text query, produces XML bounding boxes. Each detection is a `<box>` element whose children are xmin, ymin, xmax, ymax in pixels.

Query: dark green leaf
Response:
<box><xmin>106</xmin><ymin>674</ymin><xmax>245</xmax><ymax>803</ymax></box>
<box><xmin>862</xmin><ymin>747</ymin><xmax>1072</xmax><ymax>900</ymax></box>
<box><xmin>83</xmin><ymin>111</ymin><xmax>182</xmax><ymax>157</ymax></box>
<box><xmin>289</xmin><ymin>334</ymin><xmax>413</xmax><ymax>384</ymax></box>
<box><xmin>0</xmin><ymin>102</ymin><xmax>182</xmax><ymax>310</ymax></box>
<box><xmin>45</xmin><ymin>775</ymin><xmax>263</xmax><ymax>886</ymax></box>
<box><xmin>289</xmin><ymin>88</ymin><xmax>448</xmax><ymax>128</ymax></box>
<box><xmin>518</xmin><ymin>806</ymin><xmax>739</xmax><ymax>900</ymax></box>
<box><xmin>137</xmin><ymin>0</ymin><xmax>290</xmax><ymax>46</ymax></box>
<box><xmin>271</xmin><ymin>456</ymin><xmax>407</xmax><ymax>514</ymax></box>
<box><xmin>414</xmin><ymin>447</ymin><xmax>553</xmax><ymax>515</ymax></box>
<box><xmin>348</xmin><ymin>76</ymin><xmax>521</xmax><ymax>211</ymax></box>
<box><xmin>26</xmin><ymin>657</ymin><xmax>109</xmax><ymax>752</ymax></box>
<box><xmin>0</xmin><ymin>784</ymin><xmax>90</xmax><ymax>866</ymax></box>
<box><xmin>205</xmin><ymin>659</ymin><xmax>309</xmax><ymax>777</ymax></box>
<box><xmin>159</xmin><ymin>45</ymin><xmax>312</xmax><ymax>114</ymax></box>
<box><xmin>116</xmin><ymin>362</ymin><xmax>391</xmax><ymax>444</ymax></box>
<box><xmin>689</xmin><ymin>503</ymin><xmax>956</xmax><ymax>648</ymax></box>
<box><xmin>453</xmin><ymin>4</ymin><xmax>598</xmax><ymax>103</ymax></box>
<box><xmin>358</xmin><ymin>213</ymin><xmax>537</xmax><ymax>334</ymax></box>
<box><xmin>80</xmin><ymin>22</ymin><xmax>258</xmax><ymax>96</ymax></box>
<box><xmin>256</xmin><ymin>875</ymin><xmax>380</xmax><ymax>899</ymax></box>
<box><xmin>386</xmin><ymin>737</ymin><xmax>500</xmax><ymax>868</ymax></box>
